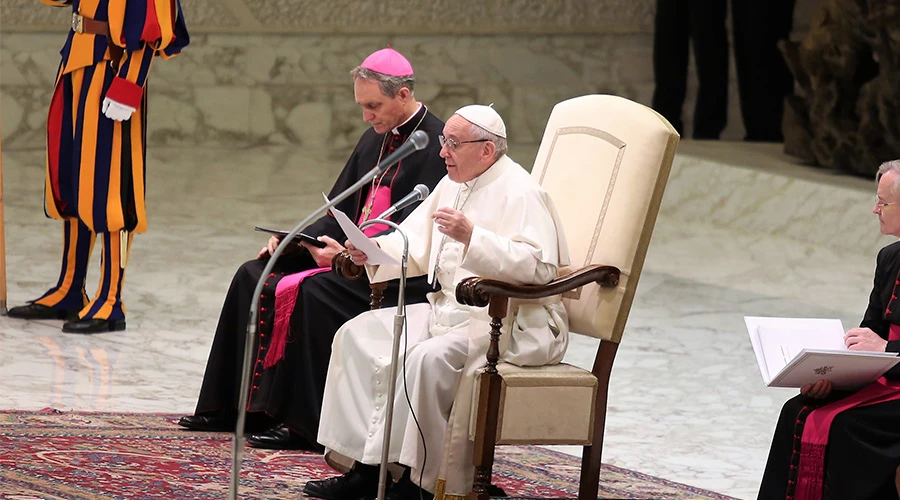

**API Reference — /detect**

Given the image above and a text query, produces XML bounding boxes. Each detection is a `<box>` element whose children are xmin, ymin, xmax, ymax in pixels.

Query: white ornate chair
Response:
<box><xmin>334</xmin><ymin>94</ymin><xmax>679</xmax><ymax>499</ymax></box>
<box><xmin>452</xmin><ymin>94</ymin><xmax>679</xmax><ymax>499</ymax></box>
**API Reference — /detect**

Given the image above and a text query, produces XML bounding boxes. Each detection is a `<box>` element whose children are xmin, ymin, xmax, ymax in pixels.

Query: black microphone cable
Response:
<box><xmin>399</xmin><ymin>305</ymin><xmax>428</xmax><ymax>500</ymax></box>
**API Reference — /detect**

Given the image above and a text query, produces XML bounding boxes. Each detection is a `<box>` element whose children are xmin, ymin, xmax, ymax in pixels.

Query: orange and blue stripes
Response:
<box><xmin>42</xmin><ymin>0</ymin><xmax>188</xmax><ymax>234</ymax></box>
<box><xmin>43</xmin><ymin>0</ymin><xmax>189</xmax><ymax>77</ymax></box>
<box><xmin>45</xmin><ymin>60</ymin><xmax>150</xmax><ymax>234</ymax></box>
<box><xmin>36</xmin><ymin>0</ymin><xmax>187</xmax><ymax>320</ymax></box>
<box><xmin>83</xmin><ymin>230</ymin><xmax>130</xmax><ymax>320</ymax></box>
<box><xmin>35</xmin><ymin>219</ymin><xmax>94</xmax><ymax>312</ymax></box>
<box><xmin>35</xmin><ymin>220</ymin><xmax>130</xmax><ymax>321</ymax></box>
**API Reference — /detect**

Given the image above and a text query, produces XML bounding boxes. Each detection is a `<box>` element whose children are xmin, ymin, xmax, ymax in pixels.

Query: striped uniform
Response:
<box><xmin>35</xmin><ymin>0</ymin><xmax>188</xmax><ymax>321</ymax></box>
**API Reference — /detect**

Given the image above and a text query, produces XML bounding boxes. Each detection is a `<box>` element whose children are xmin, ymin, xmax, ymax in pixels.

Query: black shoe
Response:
<box><xmin>487</xmin><ymin>483</ymin><xmax>507</xmax><ymax>497</ymax></box>
<box><xmin>177</xmin><ymin>411</ymin><xmax>236</xmax><ymax>432</ymax></box>
<box><xmin>386</xmin><ymin>468</ymin><xmax>434</xmax><ymax>500</ymax></box>
<box><xmin>62</xmin><ymin>317</ymin><xmax>126</xmax><ymax>334</ymax></box>
<box><xmin>304</xmin><ymin>464</ymin><xmax>379</xmax><ymax>500</ymax></box>
<box><xmin>247</xmin><ymin>423</ymin><xmax>321</xmax><ymax>451</ymax></box>
<box><xmin>8</xmin><ymin>303</ymin><xmax>79</xmax><ymax>320</ymax></box>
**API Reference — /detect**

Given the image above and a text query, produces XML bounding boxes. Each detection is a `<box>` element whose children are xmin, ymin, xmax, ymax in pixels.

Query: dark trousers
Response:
<box><xmin>652</xmin><ymin>0</ymin><xmax>796</xmax><ymax>141</ymax></box>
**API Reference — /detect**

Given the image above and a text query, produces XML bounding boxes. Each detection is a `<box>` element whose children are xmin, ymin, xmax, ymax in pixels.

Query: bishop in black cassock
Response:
<box><xmin>759</xmin><ymin>163</ymin><xmax>900</xmax><ymax>499</ymax></box>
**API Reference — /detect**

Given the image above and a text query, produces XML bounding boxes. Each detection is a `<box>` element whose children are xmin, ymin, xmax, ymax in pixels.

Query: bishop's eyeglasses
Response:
<box><xmin>875</xmin><ymin>197</ymin><xmax>900</xmax><ymax>209</ymax></box>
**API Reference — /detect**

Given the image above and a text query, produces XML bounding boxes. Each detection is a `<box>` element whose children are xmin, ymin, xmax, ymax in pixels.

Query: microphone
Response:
<box><xmin>375</xmin><ymin>130</ymin><xmax>430</xmax><ymax>174</ymax></box>
<box><xmin>376</xmin><ymin>184</ymin><xmax>430</xmax><ymax>220</ymax></box>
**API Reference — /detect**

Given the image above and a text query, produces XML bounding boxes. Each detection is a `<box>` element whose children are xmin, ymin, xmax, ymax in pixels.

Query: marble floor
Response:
<box><xmin>0</xmin><ymin>139</ymin><xmax>891</xmax><ymax>499</ymax></box>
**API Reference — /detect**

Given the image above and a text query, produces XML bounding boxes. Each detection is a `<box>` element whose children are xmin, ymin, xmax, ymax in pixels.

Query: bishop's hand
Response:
<box><xmin>844</xmin><ymin>327</ymin><xmax>887</xmax><ymax>352</ymax></box>
<box><xmin>258</xmin><ymin>235</ymin><xmax>300</xmax><ymax>259</ymax></box>
<box><xmin>303</xmin><ymin>235</ymin><xmax>344</xmax><ymax>267</ymax></box>
<box><xmin>800</xmin><ymin>379</ymin><xmax>832</xmax><ymax>399</ymax></box>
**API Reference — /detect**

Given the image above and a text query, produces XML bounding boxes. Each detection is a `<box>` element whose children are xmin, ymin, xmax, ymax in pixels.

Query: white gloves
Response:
<box><xmin>102</xmin><ymin>97</ymin><xmax>136</xmax><ymax>122</ymax></box>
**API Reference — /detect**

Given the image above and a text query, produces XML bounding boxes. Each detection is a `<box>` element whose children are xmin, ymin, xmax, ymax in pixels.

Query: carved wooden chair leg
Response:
<box><xmin>578</xmin><ymin>340</ymin><xmax>617</xmax><ymax>499</ymax></box>
<box><xmin>468</xmin><ymin>298</ymin><xmax>508</xmax><ymax>500</ymax></box>
<box><xmin>370</xmin><ymin>282</ymin><xmax>388</xmax><ymax>310</ymax></box>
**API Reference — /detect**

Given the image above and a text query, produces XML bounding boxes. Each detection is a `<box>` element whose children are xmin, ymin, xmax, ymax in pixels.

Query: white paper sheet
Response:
<box><xmin>325</xmin><ymin>193</ymin><xmax>399</xmax><ymax>266</ymax></box>
<box><xmin>757</xmin><ymin>325</ymin><xmax>846</xmax><ymax>379</ymax></box>
<box><xmin>744</xmin><ymin>316</ymin><xmax>845</xmax><ymax>383</ymax></box>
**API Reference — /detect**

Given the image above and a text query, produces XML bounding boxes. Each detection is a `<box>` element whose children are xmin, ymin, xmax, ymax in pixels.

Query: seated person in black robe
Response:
<box><xmin>758</xmin><ymin>160</ymin><xmax>900</xmax><ymax>499</ymax></box>
<box><xmin>177</xmin><ymin>48</ymin><xmax>446</xmax><ymax>451</ymax></box>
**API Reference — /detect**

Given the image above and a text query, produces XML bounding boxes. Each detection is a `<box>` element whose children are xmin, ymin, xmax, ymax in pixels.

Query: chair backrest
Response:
<box><xmin>531</xmin><ymin>95</ymin><xmax>679</xmax><ymax>343</ymax></box>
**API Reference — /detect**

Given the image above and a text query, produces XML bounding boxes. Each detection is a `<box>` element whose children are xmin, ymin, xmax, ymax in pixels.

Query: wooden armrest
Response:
<box><xmin>332</xmin><ymin>250</ymin><xmax>364</xmax><ymax>280</ymax></box>
<box><xmin>331</xmin><ymin>250</ymin><xmax>389</xmax><ymax>310</ymax></box>
<box><xmin>455</xmin><ymin>264</ymin><xmax>620</xmax><ymax>308</ymax></box>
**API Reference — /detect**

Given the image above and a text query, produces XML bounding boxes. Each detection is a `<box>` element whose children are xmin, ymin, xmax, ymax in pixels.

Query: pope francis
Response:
<box><xmin>305</xmin><ymin>104</ymin><xmax>570</xmax><ymax>500</ymax></box>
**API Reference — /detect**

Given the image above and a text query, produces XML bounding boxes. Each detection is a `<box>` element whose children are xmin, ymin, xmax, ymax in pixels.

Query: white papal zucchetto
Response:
<box><xmin>454</xmin><ymin>104</ymin><xmax>507</xmax><ymax>139</ymax></box>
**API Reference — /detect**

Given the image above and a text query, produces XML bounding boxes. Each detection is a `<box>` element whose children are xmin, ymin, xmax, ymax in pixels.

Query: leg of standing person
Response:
<box><xmin>688</xmin><ymin>0</ymin><xmax>729</xmax><ymax>139</ymax></box>
<box><xmin>731</xmin><ymin>0</ymin><xmax>797</xmax><ymax>142</ymax></box>
<box><xmin>8</xmin><ymin>72</ymin><xmax>93</xmax><ymax>322</ymax></box>
<box><xmin>63</xmin><ymin>230</ymin><xmax>130</xmax><ymax>332</ymax></box>
<box><xmin>652</xmin><ymin>0</ymin><xmax>691</xmax><ymax>135</ymax></box>
<box><xmin>28</xmin><ymin>219</ymin><xmax>94</xmax><ymax>317</ymax></box>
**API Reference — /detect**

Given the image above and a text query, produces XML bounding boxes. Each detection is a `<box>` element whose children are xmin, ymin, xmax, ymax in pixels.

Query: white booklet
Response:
<box><xmin>745</xmin><ymin>316</ymin><xmax>900</xmax><ymax>390</ymax></box>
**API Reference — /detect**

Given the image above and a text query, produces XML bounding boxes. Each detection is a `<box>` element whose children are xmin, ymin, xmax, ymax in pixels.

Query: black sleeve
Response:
<box><xmin>302</xmin><ymin>141</ymin><xmax>368</xmax><ymax>242</ymax></box>
<box><xmin>860</xmin><ymin>245</ymin><xmax>891</xmax><ymax>339</ymax></box>
<box><xmin>379</xmin><ymin>113</ymin><xmax>446</xmax><ymax>230</ymax></box>
<box><xmin>864</xmin><ymin>244</ymin><xmax>900</xmax><ymax>378</ymax></box>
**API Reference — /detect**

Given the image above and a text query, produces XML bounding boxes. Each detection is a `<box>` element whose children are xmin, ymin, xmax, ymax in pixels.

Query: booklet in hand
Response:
<box><xmin>254</xmin><ymin>226</ymin><xmax>327</xmax><ymax>248</ymax></box>
<box><xmin>745</xmin><ymin>316</ymin><xmax>900</xmax><ymax>390</ymax></box>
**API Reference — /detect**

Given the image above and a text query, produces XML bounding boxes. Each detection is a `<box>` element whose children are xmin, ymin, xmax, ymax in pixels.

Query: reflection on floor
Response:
<box><xmin>0</xmin><ymin>140</ymin><xmax>889</xmax><ymax>499</ymax></box>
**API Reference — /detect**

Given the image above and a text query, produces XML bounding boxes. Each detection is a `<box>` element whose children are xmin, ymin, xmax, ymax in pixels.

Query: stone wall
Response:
<box><xmin>0</xmin><ymin>0</ymin><xmax>824</xmax><ymax>162</ymax></box>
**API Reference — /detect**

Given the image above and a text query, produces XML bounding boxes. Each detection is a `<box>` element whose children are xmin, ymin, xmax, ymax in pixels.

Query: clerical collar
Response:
<box><xmin>392</xmin><ymin>102</ymin><xmax>425</xmax><ymax>136</ymax></box>
<box><xmin>462</xmin><ymin>155</ymin><xmax>510</xmax><ymax>190</ymax></box>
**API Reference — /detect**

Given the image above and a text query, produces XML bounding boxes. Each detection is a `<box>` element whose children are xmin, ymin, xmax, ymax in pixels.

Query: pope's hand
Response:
<box><xmin>346</xmin><ymin>241</ymin><xmax>369</xmax><ymax>266</ymax></box>
<box><xmin>433</xmin><ymin>207</ymin><xmax>474</xmax><ymax>245</ymax></box>
<box><xmin>102</xmin><ymin>97</ymin><xmax>136</xmax><ymax>121</ymax></box>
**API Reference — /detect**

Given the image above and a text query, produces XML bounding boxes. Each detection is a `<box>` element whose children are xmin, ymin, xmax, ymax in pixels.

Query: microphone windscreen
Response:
<box><xmin>409</xmin><ymin>130</ymin><xmax>429</xmax><ymax>150</ymax></box>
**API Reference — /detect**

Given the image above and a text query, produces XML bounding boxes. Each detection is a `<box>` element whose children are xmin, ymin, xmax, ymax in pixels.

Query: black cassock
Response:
<box><xmin>193</xmin><ymin>105</ymin><xmax>446</xmax><ymax>445</ymax></box>
<box><xmin>758</xmin><ymin>241</ymin><xmax>900</xmax><ymax>500</ymax></box>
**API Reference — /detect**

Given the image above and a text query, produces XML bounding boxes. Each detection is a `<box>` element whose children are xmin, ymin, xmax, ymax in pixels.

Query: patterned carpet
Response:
<box><xmin>0</xmin><ymin>409</ymin><xmax>735</xmax><ymax>499</ymax></box>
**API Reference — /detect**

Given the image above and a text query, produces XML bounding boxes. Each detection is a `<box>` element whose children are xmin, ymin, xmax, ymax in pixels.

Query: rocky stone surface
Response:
<box><xmin>781</xmin><ymin>0</ymin><xmax>900</xmax><ymax>176</ymax></box>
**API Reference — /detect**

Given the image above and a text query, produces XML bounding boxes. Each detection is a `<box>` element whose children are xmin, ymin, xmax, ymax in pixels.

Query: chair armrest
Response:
<box><xmin>331</xmin><ymin>250</ymin><xmax>388</xmax><ymax>310</ymax></box>
<box><xmin>455</xmin><ymin>264</ymin><xmax>620</xmax><ymax>307</ymax></box>
<box><xmin>332</xmin><ymin>250</ymin><xmax>364</xmax><ymax>280</ymax></box>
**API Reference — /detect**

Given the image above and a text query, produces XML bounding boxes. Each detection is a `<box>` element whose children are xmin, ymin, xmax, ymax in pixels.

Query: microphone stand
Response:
<box><xmin>228</xmin><ymin>164</ymin><xmax>398</xmax><ymax>499</ymax></box>
<box><xmin>357</xmin><ymin>218</ymin><xmax>408</xmax><ymax>500</ymax></box>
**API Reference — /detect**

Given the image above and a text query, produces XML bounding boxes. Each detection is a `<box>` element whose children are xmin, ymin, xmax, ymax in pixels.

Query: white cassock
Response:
<box><xmin>317</xmin><ymin>155</ymin><xmax>571</xmax><ymax>496</ymax></box>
